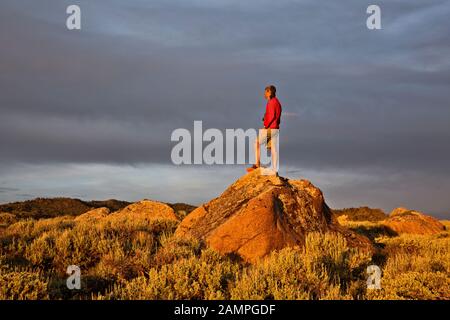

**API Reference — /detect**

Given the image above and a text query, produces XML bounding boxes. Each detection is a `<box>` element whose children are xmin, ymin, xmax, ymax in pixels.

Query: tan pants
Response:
<box><xmin>259</xmin><ymin>128</ymin><xmax>278</xmax><ymax>150</ymax></box>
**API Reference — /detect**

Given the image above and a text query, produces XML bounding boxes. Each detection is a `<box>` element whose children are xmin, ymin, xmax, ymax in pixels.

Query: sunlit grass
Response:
<box><xmin>0</xmin><ymin>215</ymin><xmax>449</xmax><ymax>300</ymax></box>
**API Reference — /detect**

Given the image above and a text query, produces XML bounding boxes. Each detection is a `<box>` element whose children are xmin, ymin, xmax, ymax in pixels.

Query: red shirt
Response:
<box><xmin>263</xmin><ymin>97</ymin><xmax>282</xmax><ymax>129</ymax></box>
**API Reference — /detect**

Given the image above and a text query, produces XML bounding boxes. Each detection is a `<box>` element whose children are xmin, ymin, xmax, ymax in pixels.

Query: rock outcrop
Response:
<box><xmin>383</xmin><ymin>207</ymin><xmax>445</xmax><ymax>235</ymax></box>
<box><xmin>175</xmin><ymin>169</ymin><xmax>372</xmax><ymax>262</ymax></box>
<box><xmin>75</xmin><ymin>207</ymin><xmax>111</xmax><ymax>222</ymax></box>
<box><xmin>108</xmin><ymin>199</ymin><xmax>179</xmax><ymax>222</ymax></box>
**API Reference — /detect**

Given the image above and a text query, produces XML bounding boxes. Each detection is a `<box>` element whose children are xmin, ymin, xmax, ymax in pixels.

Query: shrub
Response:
<box><xmin>152</xmin><ymin>235</ymin><xmax>203</xmax><ymax>266</ymax></box>
<box><xmin>103</xmin><ymin>248</ymin><xmax>239</xmax><ymax>300</ymax></box>
<box><xmin>6</xmin><ymin>217</ymin><xmax>75</xmax><ymax>240</ymax></box>
<box><xmin>333</xmin><ymin>207</ymin><xmax>387</xmax><ymax>222</ymax></box>
<box><xmin>365</xmin><ymin>233</ymin><xmax>450</xmax><ymax>300</ymax></box>
<box><xmin>230</xmin><ymin>232</ymin><xmax>372</xmax><ymax>300</ymax></box>
<box><xmin>25</xmin><ymin>231</ymin><xmax>57</xmax><ymax>267</ymax></box>
<box><xmin>0</xmin><ymin>270</ymin><xmax>49</xmax><ymax>300</ymax></box>
<box><xmin>340</xmin><ymin>220</ymin><xmax>398</xmax><ymax>242</ymax></box>
<box><xmin>1</xmin><ymin>210</ymin><xmax>449</xmax><ymax>300</ymax></box>
<box><xmin>367</xmin><ymin>271</ymin><xmax>450</xmax><ymax>300</ymax></box>
<box><xmin>0</xmin><ymin>212</ymin><xmax>17</xmax><ymax>226</ymax></box>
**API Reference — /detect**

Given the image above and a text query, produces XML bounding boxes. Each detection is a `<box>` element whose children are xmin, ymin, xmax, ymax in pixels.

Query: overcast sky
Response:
<box><xmin>1</xmin><ymin>0</ymin><xmax>449</xmax><ymax>218</ymax></box>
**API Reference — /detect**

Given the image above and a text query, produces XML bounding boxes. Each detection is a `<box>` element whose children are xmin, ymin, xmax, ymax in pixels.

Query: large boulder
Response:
<box><xmin>175</xmin><ymin>169</ymin><xmax>372</xmax><ymax>262</ymax></box>
<box><xmin>383</xmin><ymin>207</ymin><xmax>445</xmax><ymax>235</ymax></box>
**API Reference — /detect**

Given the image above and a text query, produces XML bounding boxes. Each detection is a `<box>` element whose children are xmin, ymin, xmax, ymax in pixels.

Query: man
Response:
<box><xmin>247</xmin><ymin>85</ymin><xmax>282</xmax><ymax>174</ymax></box>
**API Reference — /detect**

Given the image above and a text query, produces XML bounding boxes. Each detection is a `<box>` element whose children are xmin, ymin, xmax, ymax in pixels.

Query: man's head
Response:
<box><xmin>264</xmin><ymin>85</ymin><xmax>276</xmax><ymax>100</ymax></box>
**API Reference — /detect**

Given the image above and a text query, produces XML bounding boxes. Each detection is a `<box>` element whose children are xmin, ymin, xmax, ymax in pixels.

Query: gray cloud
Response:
<box><xmin>0</xmin><ymin>187</ymin><xmax>20</xmax><ymax>193</ymax></box>
<box><xmin>1</xmin><ymin>0</ymin><xmax>449</xmax><ymax>218</ymax></box>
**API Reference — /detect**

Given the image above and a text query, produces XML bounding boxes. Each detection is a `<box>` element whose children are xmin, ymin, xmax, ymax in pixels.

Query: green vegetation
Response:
<box><xmin>333</xmin><ymin>207</ymin><xmax>387</xmax><ymax>222</ymax></box>
<box><xmin>0</xmin><ymin>197</ymin><xmax>130</xmax><ymax>220</ymax></box>
<box><xmin>0</xmin><ymin>197</ymin><xmax>195</xmax><ymax>222</ymax></box>
<box><xmin>0</xmin><ymin>204</ymin><xmax>448</xmax><ymax>300</ymax></box>
<box><xmin>342</xmin><ymin>220</ymin><xmax>450</xmax><ymax>299</ymax></box>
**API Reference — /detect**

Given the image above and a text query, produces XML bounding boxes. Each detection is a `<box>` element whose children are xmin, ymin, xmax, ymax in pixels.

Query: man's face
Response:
<box><xmin>264</xmin><ymin>89</ymin><xmax>271</xmax><ymax>100</ymax></box>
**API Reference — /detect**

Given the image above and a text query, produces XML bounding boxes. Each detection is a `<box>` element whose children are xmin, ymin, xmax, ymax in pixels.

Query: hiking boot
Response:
<box><xmin>246</xmin><ymin>164</ymin><xmax>260</xmax><ymax>172</ymax></box>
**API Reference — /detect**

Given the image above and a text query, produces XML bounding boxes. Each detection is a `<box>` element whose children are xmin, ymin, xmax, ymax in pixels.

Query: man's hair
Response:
<box><xmin>265</xmin><ymin>85</ymin><xmax>276</xmax><ymax>98</ymax></box>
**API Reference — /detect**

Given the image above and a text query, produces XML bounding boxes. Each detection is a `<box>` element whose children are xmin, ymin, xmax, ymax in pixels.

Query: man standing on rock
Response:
<box><xmin>247</xmin><ymin>85</ymin><xmax>282</xmax><ymax>174</ymax></box>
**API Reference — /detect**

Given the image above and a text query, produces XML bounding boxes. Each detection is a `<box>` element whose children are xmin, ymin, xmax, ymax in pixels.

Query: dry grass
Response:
<box><xmin>341</xmin><ymin>219</ymin><xmax>450</xmax><ymax>300</ymax></box>
<box><xmin>230</xmin><ymin>232</ymin><xmax>372</xmax><ymax>300</ymax></box>
<box><xmin>0</xmin><ymin>214</ymin><xmax>449</xmax><ymax>300</ymax></box>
